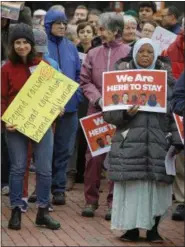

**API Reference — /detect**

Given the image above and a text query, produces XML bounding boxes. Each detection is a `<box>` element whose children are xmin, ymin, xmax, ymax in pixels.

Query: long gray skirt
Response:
<box><xmin>111</xmin><ymin>181</ymin><xmax>172</xmax><ymax>231</ymax></box>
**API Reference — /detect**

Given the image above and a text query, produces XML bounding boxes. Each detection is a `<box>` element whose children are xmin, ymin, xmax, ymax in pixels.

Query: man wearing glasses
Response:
<box><xmin>161</xmin><ymin>6</ymin><xmax>181</xmax><ymax>34</ymax></box>
<box><xmin>44</xmin><ymin>9</ymin><xmax>83</xmax><ymax>206</ymax></box>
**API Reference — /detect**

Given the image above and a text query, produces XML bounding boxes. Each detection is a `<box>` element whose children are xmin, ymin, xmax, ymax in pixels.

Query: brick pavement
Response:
<box><xmin>1</xmin><ymin>173</ymin><xmax>184</xmax><ymax>247</ymax></box>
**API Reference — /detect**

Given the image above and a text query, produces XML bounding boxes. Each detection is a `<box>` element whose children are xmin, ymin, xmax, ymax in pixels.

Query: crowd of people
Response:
<box><xmin>1</xmin><ymin>1</ymin><xmax>185</xmax><ymax>243</ymax></box>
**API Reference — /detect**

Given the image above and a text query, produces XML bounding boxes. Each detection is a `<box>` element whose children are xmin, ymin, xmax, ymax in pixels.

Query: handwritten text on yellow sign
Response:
<box><xmin>2</xmin><ymin>61</ymin><xmax>79</xmax><ymax>142</ymax></box>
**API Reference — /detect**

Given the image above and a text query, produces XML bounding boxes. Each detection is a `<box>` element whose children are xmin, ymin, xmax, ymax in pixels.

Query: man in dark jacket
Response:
<box><xmin>44</xmin><ymin>10</ymin><xmax>83</xmax><ymax>205</ymax></box>
<box><xmin>171</xmin><ymin>71</ymin><xmax>185</xmax><ymax>221</ymax></box>
<box><xmin>161</xmin><ymin>6</ymin><xmax>181</xmax><ymax>34</ymax></box>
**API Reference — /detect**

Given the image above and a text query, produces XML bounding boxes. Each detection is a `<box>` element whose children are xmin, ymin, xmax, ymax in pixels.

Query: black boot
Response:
<box><xmin>8</xmin><ymin>207</ymin><xmax>21</xmax><ymax>230</ymax></box>
<box><xmin>146</xmin><ymin>216</ymin><xmax>163</xmax><ymax>243</ymax></box>
<box><xmin>172</xmin><ymin>204</ymin><xmax>185</xmax><ymax>221</ymax></box>
<box><xmin>120</xmin><ymin>228</ymin><xmax>139</xmax><ymax>241</ymax></box>
<box><xmin>35</xmin><ymin>207</ymin><xmax>61</xmax><ymax>230</ymax></box>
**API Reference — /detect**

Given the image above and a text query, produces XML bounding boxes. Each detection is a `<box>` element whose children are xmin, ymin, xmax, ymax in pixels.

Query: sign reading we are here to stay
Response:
<box><xmin>2</xmin><ymin>61</ymin><xmax>79</xmax><ymax>143</ymax></box>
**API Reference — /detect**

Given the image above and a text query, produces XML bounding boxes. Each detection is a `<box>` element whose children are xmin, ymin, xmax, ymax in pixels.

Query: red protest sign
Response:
<box><xmin>103</xmin><ymin>70</ymin><xmax>167</xmax><ymax>113</ymax></box>
<box><xmin>80</xmin><ymin>112</ymin><xmax>116</xmax><ymax>157</ymax></box>
<box><xmin>173</xmin><ymin>114</ymin><xmax>184</xmax><ymax>144</ymax></box>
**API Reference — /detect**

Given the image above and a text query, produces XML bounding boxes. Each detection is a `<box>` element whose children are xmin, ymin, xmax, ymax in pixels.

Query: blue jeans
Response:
<box><xmin>52</xmin><ymin>112</ymin><xmax>78</xmax><ymax>194</ymax></box>
<box><xmin>6</xmin><ymin>128</ymin><xmax>53</xmax><ymax>208</ymax></box>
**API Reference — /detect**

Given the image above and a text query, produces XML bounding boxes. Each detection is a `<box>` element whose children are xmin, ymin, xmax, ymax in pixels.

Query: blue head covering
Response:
<box><xmin>133</xmin><ymin>38</ymin><xmax>158</xmax><ymax>70</ymax></box>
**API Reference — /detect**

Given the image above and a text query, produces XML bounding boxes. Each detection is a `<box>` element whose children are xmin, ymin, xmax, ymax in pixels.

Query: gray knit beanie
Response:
<box><xmin>9</xmin><ymin>23</ymin><xmax>35</xmax><ymax>45</ymax></box>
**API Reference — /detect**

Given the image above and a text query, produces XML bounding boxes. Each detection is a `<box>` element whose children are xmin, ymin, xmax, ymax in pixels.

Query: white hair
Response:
<box><xmin>123</xmin><ymin>15</ymin><xmax>137</xmax><ymax>25</ymax></box>
<box><xmin>98</xmin><ymin>12</ymin><xmax>124</xmax><ymax>35</ymax></box>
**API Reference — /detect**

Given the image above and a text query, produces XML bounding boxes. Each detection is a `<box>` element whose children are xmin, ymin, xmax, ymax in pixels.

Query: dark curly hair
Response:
<box><xmin>138</xmin><ymin>2</ymin><xmax>157</xmax><ymax>14</ymax></box>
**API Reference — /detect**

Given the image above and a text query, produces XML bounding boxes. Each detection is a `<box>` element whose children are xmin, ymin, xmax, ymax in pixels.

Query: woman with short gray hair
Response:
<box><xmin>98</xmin><ymin>12</ymin><xmax>124</xmax><ymax>39</ymax></box>
<box><xmin>80</xmin><ymin>12</ymin><xmax>131</xmax><ymax>220</ymax></box>
<box><xmin>122</xmin><ymin>15</ymin><xmax>138</xmax><ymax>47</ymax></box>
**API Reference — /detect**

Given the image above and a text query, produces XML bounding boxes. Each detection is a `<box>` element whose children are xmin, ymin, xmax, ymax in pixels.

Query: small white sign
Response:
<box><xmin>151</xmin><ymin>26</ymin><xmax>177</xmax><ymax>55</ymax></box>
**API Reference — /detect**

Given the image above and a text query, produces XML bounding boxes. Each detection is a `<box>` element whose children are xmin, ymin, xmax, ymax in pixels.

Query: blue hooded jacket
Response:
<box><xmin>43</xmin><ymin>54</ymin><xmax>61</xmax><ymax>71</ymax></box>
<box><xmin>44</xmin><ymin>10</ymin><xmax>83</xmax><ymax>112</ymax></box>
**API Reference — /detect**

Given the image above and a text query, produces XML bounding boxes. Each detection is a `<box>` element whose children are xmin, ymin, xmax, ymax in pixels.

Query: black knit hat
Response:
<box><xmin>9</xmin><ymin>23</ymin><xmax>35</xmax><ymax>45</ymax></box>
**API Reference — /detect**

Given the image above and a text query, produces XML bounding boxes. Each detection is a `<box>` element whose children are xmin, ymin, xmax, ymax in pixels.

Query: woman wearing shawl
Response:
<box><xmin>103</xmin><ymin>38</ymin><xmax>181</xmax><ymax>242</ymax></box>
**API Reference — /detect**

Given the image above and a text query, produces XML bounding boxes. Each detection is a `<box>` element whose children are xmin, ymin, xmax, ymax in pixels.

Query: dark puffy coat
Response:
<box><xmin>103</xmin><ymin>58</ymin><xmax>181</xmax><ymax>184</ymax></box>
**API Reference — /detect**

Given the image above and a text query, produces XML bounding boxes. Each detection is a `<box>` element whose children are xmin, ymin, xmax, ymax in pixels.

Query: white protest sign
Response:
<box><xmin>151</xmin><ymin>26</ymin><xmax>177</xmax><ymax>55</ymax></box>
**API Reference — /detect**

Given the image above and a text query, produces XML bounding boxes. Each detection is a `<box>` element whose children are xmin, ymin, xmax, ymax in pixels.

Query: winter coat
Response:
<box><xmin>77</xmin><ymin>43</ymin><xmax>92</xmax><ymax>54</ymax></box>
<box><xmin>168</xmin><ymin>23</ymin><xmax>181</xmax><ymax>35</ymax></box>
<box><xmin>171</xmin><ymin>71</ymin><xmax>185</xmax><ymax>150</ymax></box>
<box><xmin>103</xmin><ymin>58</ymin><xmax>181</xmax><ymax>184</ymax></box>
<box><xmin>44</xmin><ymin>10</ymin><xmax>83</xmax><ymax>112</ymax></box>
<box><xmin>171</xmin><ymin>71</ymin><xmax>185</xmax><ymax>117</ymax></box>
<box><xmin>161</xmin><ymin>31</ymin><xmax>184</xmax><ymax>80</ymax></box>
<box><xmin>80</xmin><ymin>41</ymin><xmax>131</xmax><ymax>115</ymax></box>
<box><xmin>1</xmin><ymin>55</ymin><xmax>61</xmax><ymax>116</ymax></box>
<box><xmin>1</xmin><ymin>58</ymin><xmax>42</xmax><ymax>115</ymax></box>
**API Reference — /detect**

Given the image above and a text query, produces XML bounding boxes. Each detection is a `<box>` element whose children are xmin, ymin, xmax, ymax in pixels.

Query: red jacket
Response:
<box><xmin>162</xmin><ymin>31</ymin><xmax>184</xmax><ymax>80</ymax></box>
<box><xmin>1</xmin><ymin>58</ymin><xmax>42</xmax><ymax>116</ymax></box>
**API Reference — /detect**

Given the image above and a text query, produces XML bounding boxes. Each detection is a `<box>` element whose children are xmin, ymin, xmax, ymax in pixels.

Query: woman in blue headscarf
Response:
<box><xmin>103</xmin><ymin>38</ymin><xmax>182</xmax><ymax>242</ymax></box>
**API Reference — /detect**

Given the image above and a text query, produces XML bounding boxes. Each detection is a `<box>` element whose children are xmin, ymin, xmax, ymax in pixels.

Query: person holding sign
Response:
<box><xmin>80</xmin><ymin>12</ymin><xmax>131</xmax><ymax>220</ymax></box>
<box><xmin>103</xmin><ymin>38</ymin><xmax>181</xmax><ymax>242</ymax></box>
<box><xmin>1</xmin><ymin>23</ymin><xmax>61</xmax><ymax>231</ymax></box>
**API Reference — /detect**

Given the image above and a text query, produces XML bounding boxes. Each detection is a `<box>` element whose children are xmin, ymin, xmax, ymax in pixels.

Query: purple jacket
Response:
<box><xmin>80</xmin><ymin>41</ymin><xmax>131</xmax><ymax>115</ymax></box>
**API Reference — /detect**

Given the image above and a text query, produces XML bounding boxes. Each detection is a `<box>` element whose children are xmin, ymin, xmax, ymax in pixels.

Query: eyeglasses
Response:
<box><xmin>54</xmin><ymin>20</ymin><xmax>67</xmax><ymax>25</ymax></box>
<box><xmin>161</xmin><ymin>14</ymin><xmax>171</xmax><ymax>18</ymax></box>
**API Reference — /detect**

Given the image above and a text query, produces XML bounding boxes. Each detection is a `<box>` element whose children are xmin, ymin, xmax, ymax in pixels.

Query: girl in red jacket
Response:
<box><xmin>1</xmin><ymin>23</ymin><xmax>61</xmax><ymax>231</ymax></box>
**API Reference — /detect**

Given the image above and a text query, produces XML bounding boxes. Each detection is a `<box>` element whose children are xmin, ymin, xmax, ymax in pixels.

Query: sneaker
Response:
<box><xmin>172</xmin><ymin>204</ymin><xmax>185</xmax><ymax>221</ymax></box>
<box><xmin>82</xmin><ymin>203</ymin><xmax>98</xmax><ymax>217</ymax></box>
<box><xmin>48</xmin><ymin>202</ymin><xmax>54</xmax><ymax>212</ymax></box>
<box><xmin>21</xmin><ymin>198</ymin><xmax>28</xmax><ymax>213</ymax></box>
<box><xmin>52</xmin><ymin>192</ymin><xmax>66</xmax><ymax>205</ymax></box>
<box><xmin>2</xmin><ymin>185</ymin><xmax>9</xmax><ymax>196</ymax></box>
<box><xmin>105</xmin><ymin>207</ymin><xmax>112</xmax><ymax>221</ymax></box>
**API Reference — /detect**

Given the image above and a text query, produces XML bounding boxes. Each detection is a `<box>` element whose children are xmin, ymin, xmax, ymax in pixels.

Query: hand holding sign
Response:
<box><xmin>58</xmin><ymin>107</ymin><xmax>65</xmax><ymax>117</ymax></box>
<box><xmin>127</xmin><ymin>105</ymin><xmax>140</xmax><ymax>116</ymax></box>
<box><xmin>2</xmin><ymin>61</ymin><xmax>79</xmax><ymax>143</ymax></box>
<box><xmin>103</xmin><ymin>70</ymin><xmax>167</xmax><ymax>113</ymax></box>
<box><xmin>80</xmin><ymin>112</ymin><xmax>116</xmax><ymax>157</ymax></box>
<box><xmin>5</xmin><ymin>123</ymin><xmax>17</xmax><ymax>132</ymax></box>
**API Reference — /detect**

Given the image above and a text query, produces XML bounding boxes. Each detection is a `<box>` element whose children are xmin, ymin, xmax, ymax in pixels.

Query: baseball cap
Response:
<box><xmin>33</xmin><ymin>28</ymin><xmax>48</xmax><ymax>53</ymax></box>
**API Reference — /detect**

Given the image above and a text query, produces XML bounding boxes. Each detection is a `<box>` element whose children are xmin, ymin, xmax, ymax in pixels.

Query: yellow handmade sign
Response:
<box><xmin>2</xmin><ymin>61</ymin><xmax>79</xmax><ymax>143</ymax></box>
